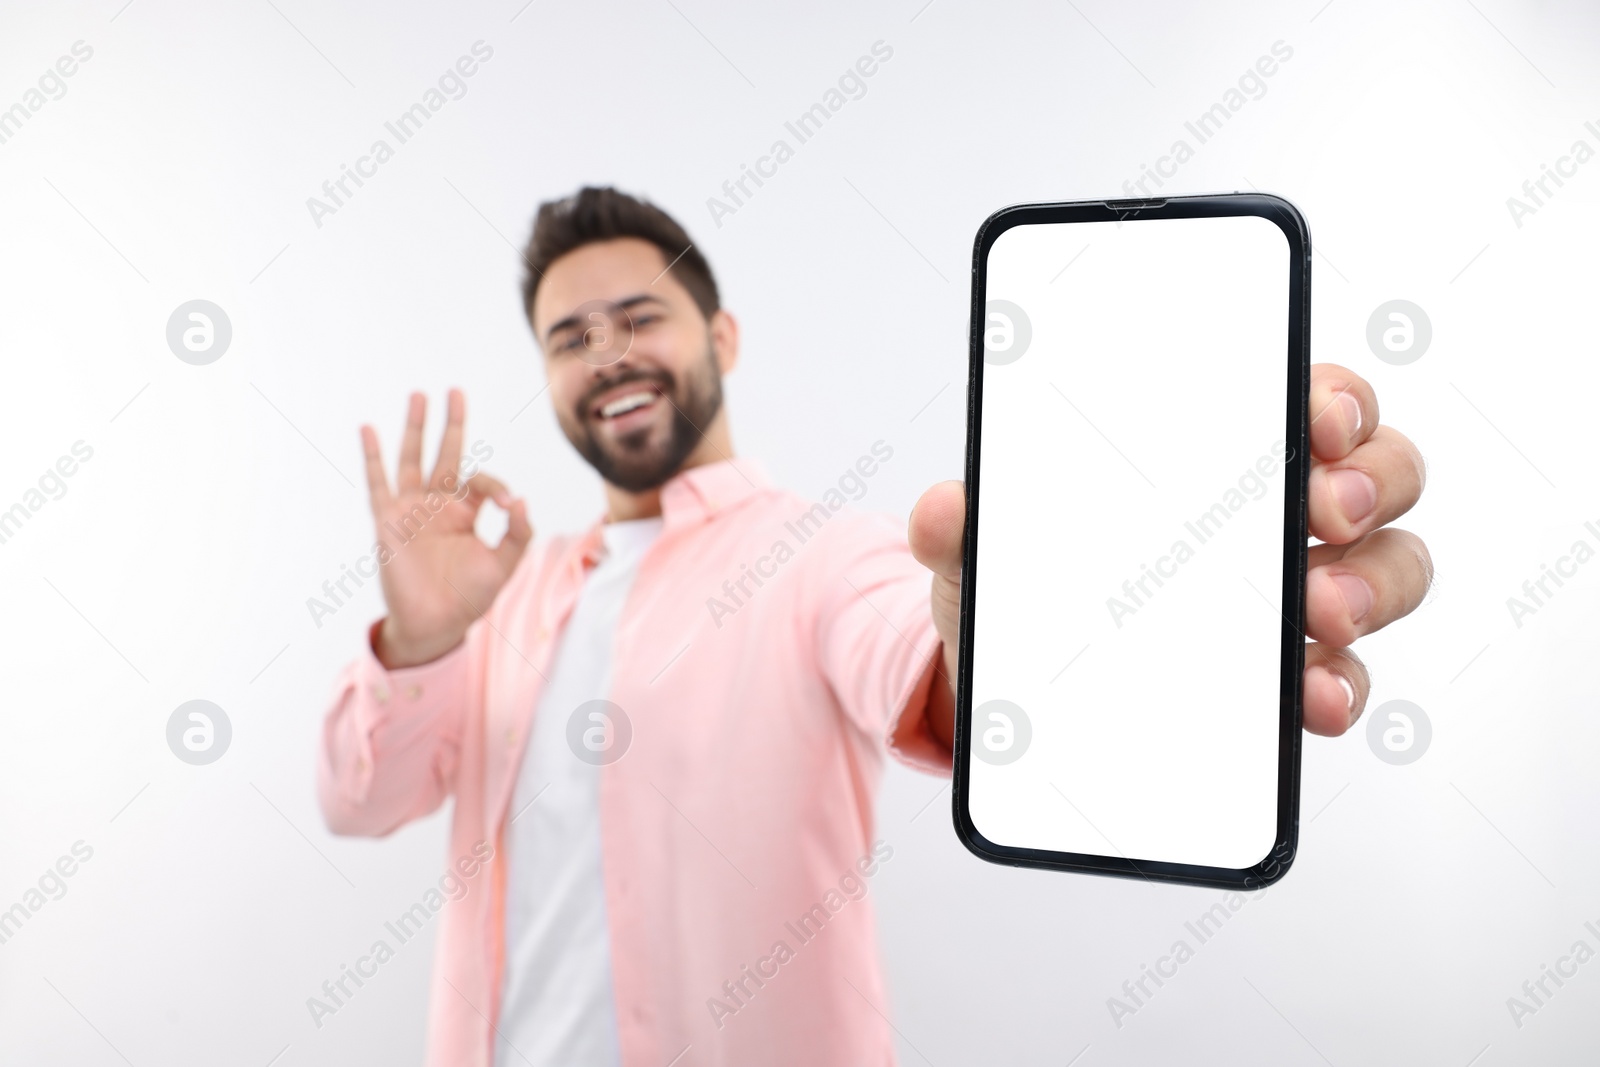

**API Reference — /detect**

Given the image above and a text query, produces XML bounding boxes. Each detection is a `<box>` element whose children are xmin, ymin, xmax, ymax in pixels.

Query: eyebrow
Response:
<box><xmin>543</xmin><ymin>293</ymin><xmax>667</xmax><ymax>344</ymax></box>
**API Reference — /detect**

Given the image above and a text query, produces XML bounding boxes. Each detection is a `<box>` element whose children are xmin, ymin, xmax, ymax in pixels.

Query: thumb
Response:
<box><xmin>909</xmin><ymin>480</ymin><xmax>965</xmax><ymax>583</ymax></box>
<box><xmin>494</xmin><ymin>498</ymin><xmax>534</xmax><ymax>575</ymax></box>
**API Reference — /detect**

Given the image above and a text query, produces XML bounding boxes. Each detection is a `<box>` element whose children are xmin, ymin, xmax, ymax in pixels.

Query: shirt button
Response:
<box><xmin>405</xmin><ymin>683</ymin><xmax>423</xmax><ymax>700</ymax></box>
<box><xmin>537</xmin><ymin>626</ymin><xmax>550</xmax><ymax>641</ymax></box>
<box><xmin>505</xmin><ymin>729</ymin><xmax>515</xmax><ymax>746</ymax></box>
<box><xmin>372</xmin><ymin>686</ymin><xmax>390</xmax><ymax>704</ymax></box>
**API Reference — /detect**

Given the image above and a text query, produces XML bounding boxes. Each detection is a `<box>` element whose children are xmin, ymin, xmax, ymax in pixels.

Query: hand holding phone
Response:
<box><xmin>942</xmin><ymin>193</ymin><xmax>1430</xmax><ymax>888</ymax></box>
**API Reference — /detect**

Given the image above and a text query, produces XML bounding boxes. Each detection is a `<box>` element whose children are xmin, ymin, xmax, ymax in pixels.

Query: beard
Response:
<box><xmin>559</xmin><ymin>340</ymin><xmax>724</xmax><ymax>494</ymax></box>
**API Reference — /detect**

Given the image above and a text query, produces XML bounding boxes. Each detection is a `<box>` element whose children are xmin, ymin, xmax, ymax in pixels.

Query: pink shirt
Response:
<box><xmin>316</xmin><ymin>455</ymin><xmax>952</xmax><ymax>1067</ymax></box>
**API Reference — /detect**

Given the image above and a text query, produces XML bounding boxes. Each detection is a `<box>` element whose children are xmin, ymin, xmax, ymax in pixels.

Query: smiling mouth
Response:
<box><xmin>591</xmin><ymin>382</ymin><xmax>664</xmax><ymax>423</ymax></box>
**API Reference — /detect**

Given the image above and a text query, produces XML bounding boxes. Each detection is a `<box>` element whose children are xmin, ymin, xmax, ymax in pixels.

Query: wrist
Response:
<box><xmin>373</xmin><ymin>617</ymin><xmax>464</xmax><ymax>670</ymax></box>
<box><xmin>925</xmin><ymin>646</ymin><xmax>957</xmax><ymax>752</ymax></box>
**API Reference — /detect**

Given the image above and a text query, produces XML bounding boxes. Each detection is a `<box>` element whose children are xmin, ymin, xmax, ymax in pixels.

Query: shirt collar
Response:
<box><xmin>573</xmin><ymin>456</ymin><xmax>770</xmax><ymax>567</ymax></box>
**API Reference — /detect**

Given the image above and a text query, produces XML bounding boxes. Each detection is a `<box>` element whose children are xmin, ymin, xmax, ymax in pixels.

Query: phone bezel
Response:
<box><xmin>953</xmin><ymin>192</ymin><xmax>1311</xmax><ymax>890</ymax></box>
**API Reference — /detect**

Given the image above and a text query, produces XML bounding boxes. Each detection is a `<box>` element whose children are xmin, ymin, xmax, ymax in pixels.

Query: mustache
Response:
<box><xmin>581</xmin><ymin>369</ymin><xmax>673</xmax><ymax>414</ymax></box>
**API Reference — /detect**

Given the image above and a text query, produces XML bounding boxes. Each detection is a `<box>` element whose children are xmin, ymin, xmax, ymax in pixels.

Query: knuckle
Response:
<box><xmin>1362</xmin><ymin>526</ymin><xmax>1434</xmax><ymax>609</ymax></box>
<box><xmin>1406</xmin><ymin>438</ymin><xmax>1427</xmax><ymax>493</ymax></box>
<box><xmin>1409</xmin><ymin>536</ymin><xmax>1436</xmax><ymax>597</ymax></box>
<box><xmin>1382</xmin><ymin>527</ymin><xmax>1431</xmax><ymax>576</ymax></box>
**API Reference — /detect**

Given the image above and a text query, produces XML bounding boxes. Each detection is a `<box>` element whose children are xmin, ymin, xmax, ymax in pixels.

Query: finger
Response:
<box><xmin>1308</xmin><ymin>424</ymin><xmax>1426</xmax><ymax>544</ymax></box>
<box><xmin>359</xmin><ymin>425</ymin><xmax>393</xmax><ymax>510</ymax></box>
<box><xmin>1303</xmin><ymin>642</ymin><xmax>1371</xmax><ymax>736</ymax></box>
<box><xmin>1305</xmin><ymin>527</ymin><xmax>1433</xmax><ymax>647</ymax></box>
<box><xmin>429</xmin><ymin>388</ymin><xmax>465</xmax><ymax>491</ymax></box>
<box><xmin>494</xmin><ymin>498</ymin><xmax>534</xmax><ymax>575</ymax></box>
<box><xmin>463</xmin><ymin>472</ymin><xmax>513</xmax><ymax>510</ymax></box>
<box><xmin>908</xmin><ymin>480</ymin><xmax>965</xmax><ymax>582</ymax></box>
<box><xmin>1306</xmin><ymin>540</ymin><xmax>1354</xmax><ymax>567</ymax></box>
<box><xmin>1309</xmin><ymin>364</ymin><xmax>1379</xmax><ymax>462</ymax></box>
<box><xmin>398</xmin><ymin>392</ymin><xmax>426</xmax><ymax>492</ymax></box>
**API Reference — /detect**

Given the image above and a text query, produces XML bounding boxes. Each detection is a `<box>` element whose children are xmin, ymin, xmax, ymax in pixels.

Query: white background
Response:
<box><xmin>0</xmin><ymin>1</ymin><xmax>1596</xmax><ymax>1065</ymax></box>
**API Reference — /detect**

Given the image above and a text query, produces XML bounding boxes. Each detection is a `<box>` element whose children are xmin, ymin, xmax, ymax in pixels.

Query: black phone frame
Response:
<box><xmin>952</xmin><ymin>192</ymin><xmax>1311</xmax><ymax>890</ymax></box>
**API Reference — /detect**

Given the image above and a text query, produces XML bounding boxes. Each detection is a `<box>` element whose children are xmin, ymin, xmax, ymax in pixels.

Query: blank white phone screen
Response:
<box><xmin>970</xmin><ymin>213</ymin><xmax>1292</xmax><ymax>871</ymax></box>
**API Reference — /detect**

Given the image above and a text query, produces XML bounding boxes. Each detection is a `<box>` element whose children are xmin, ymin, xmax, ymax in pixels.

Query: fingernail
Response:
<box><xmin>1309</xmin><ymin>664</ymin><xmax>1357</xmax><ymax>726</ymax></box>
<box><xmin>1336</xmin><ymin>673</ymin><xmax>1357</xmax><ymax>726</ymax></box>
<box><xmin>1337</xmin><ymin>391</ymin><xmax>1362</xmax><ymax>439</ymax></box>
<box><xmin>1327</xmin><ymin>468</ymin><xmax>1377</xmax><ymax>524</ymax></box>
<box><xmin>1331</xmin><ymin>572</ymin><xmax>1373</xmax><ymax>625</ymax></box>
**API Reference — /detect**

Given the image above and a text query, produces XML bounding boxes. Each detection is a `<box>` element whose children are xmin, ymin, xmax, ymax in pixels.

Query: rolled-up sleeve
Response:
<box><xmin>316</xmin><ymin>618</ymin><xmax>480</xmax><ymax>836</ymax></box>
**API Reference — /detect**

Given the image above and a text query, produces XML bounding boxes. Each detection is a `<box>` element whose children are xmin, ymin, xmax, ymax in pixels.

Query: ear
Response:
<box><xmin>708</xmin><ymin>308</ymin><xmax>740</xmax><ymax>376</ymax></box>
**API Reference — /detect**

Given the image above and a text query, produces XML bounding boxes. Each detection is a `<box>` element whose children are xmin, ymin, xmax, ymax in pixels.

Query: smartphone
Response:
<box><xmin>953</xmin><ymin>193</ymin><xmax>1310</xmax><ymax>889</ymax></box>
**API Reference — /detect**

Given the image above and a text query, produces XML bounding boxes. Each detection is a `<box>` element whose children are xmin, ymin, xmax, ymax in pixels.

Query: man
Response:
<box><xmin>316</xmin><ymin>186</ymin><xmax>1431</xmax><ymax>1066</ymax></box>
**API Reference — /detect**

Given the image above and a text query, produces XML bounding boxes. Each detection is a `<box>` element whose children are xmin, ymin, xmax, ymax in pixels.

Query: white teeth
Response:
<box><xmin>600</xmin><ymin>390</ymin><xmax>656</xmax><ymax>418</ymax></box>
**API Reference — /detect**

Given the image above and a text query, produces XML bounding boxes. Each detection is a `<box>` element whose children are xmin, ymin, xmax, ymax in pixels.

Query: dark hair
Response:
<box><xmin>520</xmin><ymin>186</ymin><xmax>720</xmax><ymax>325</ymax></box>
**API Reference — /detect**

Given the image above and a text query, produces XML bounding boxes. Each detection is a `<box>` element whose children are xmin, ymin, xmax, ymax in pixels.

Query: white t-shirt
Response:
<box><xmin>493</xmin><ymin>515</ymin><xmax>665</xmax><ymax>1067</ymax></box>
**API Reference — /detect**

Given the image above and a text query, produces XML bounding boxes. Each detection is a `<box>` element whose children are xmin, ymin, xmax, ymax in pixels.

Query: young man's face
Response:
<box><xmin>531</xmin><ymin>237</ymin><xmax>733</xmax><ymax>493</ymax></box>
